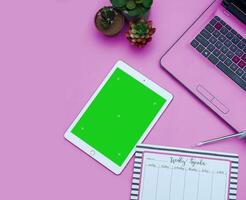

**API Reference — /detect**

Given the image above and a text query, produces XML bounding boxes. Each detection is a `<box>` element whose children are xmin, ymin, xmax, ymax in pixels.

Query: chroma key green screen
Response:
<box><xmin>71</xmin><ymin>68</ymin><xmax>167</xmax><ymax>166</ymax></box>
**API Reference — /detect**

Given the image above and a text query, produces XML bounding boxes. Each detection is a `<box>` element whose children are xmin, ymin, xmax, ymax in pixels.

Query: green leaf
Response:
<box><xmin>111</xmin><ymin>0</ymin><xmax>127</xmax><ymax>8</ymax></box>
<box><xmin>135</xmin><ymin>0</ymin><xmax>144</xmax><ymax>3</ymax></box>
<box><xmin>127</xmin><ymin>7</ymin><xmax>140</xmax><ymax>17</ymax></box>
<box><xmin>128</xmin><ymin>6</ymin><xmax>147</xmax><ymax>17</ymax></box>
<box><xmin>126</xmin><ymin>1</ymin><xmax>136</xmax><ymax>10</ymax></box>
<box><xmin>135</xmin><ymin>23</ymin><xmax>148</xmax><ymax>36</ymax></box>
<box><xmin>142</xmin><ymin>0</ymin><xmax>153</xmax><ymax>8</ymax></box>
<box><xmin>138</xmin><ymin>6</ymin><xmax>147</xmax><ymax>16</ymax></box>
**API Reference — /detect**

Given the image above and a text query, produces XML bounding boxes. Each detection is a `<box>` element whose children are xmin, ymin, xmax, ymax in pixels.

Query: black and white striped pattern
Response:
<box><xmin>130</xmin><ymin>144</ymin><xmax>239</xmax><ymax>200</ymax></box>
<box><xmin>130</xmin><ymin>151</ymin><xmax>143</xmax><ymax>200</ymax></box>
<box><xmin>229</xmin><ymin>159</ymin><xmax>239</xmax><ymax>200</ymax></box>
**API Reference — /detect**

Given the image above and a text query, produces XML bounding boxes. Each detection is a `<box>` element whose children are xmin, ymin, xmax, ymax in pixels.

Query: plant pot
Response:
<box><xmin>95</xmin><ymin>7</ymin><xmax>125</xmax><ymax>37</ymax></box>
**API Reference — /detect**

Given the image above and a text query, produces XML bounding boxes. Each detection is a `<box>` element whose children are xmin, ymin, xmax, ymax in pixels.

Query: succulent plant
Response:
<box><xmin>111</xmin><ymin>0</ymin><xmax>153</xmax><ymax>19</ymax></box>
<box><xmin>95</xmin><ymin>6</ymin><xmax>125</xmax><ymax>36</ymax></box>
<box><xmin>126</xmin><ymin>18</ymin><xmax>156</xmax><ymax>47</ymax></box>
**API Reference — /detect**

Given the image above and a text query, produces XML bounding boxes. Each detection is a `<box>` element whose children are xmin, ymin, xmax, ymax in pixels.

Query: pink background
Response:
<box><xmin>0</xmin><ymin>0</ymin><xmax>245</xmax><ymax>199</ymax></box>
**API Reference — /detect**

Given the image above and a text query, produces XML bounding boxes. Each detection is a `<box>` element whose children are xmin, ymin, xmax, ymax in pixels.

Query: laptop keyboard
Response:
<box><xmin>191</xmin><ymin>16</ymin><xmax>246</xmax><ymax>91</ymax></box>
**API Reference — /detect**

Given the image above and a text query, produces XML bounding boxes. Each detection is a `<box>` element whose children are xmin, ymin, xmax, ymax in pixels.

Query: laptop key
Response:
<box><xmin>237</xmin><ymin>33</ymin><xmax>242</xmax><ymax>40</ymax></box>
<box><xmin>242</xmin><ymin>54</ymin><xmax>246</xmax><ymax>62</ymax></box>
<box><xmin>215</xmin><ymin>22</ymin><xmax>223</xmax><ymax>30</ymax></box>
<box><xmin>230</xmin><ymin>64</ymin><xmax>238</xmax><ymax>71</ymax></box>
<box><xmin>207</xmin><ymin>44</ymin><xmax>215</xmax><ymax>52</ymax></box>
<box><xmin>226</xmin><ymin>32</ymin><xmax>233</xmax><ymax>39</ymax></box>
<box><xmin>196</xmin><ymin>45</ymin><xmax>205</xmax><ymax>52</ymax></box>
<box><xmin>214</xmin><ymin>16</ymin><xmax>221</xmax><ymax>21</ymax></box>
<box><xmin>215</xmin><ymin>41</ymin><xmax>223</xmax><ymax>49</ymax></box>
<box><xmin>221</xmin><ymin>46</ymin><xmax>228</xmax><ymax>54</ymax></box>
<box><xmin>209</xmin><ymin>18</ymin><xmax>217</xmax><ymax>25</ymax></box>
<box><xmin>238</xmin><ymin>60</ymin><xmax>246</xmax><ymax>68</ymax></box>
<box><xmin>213</xmin><ymin>49</ymin><xmax>221</xmax><ymax>57</ymax></box>
<box><xmin>235</xmin><ymin>49</ymin><xmax>243</xmax><ymax>57</ymax></box>
<box><xmin>232</xmin><ymin>56</ymin><xmax>240</xmax><ymax>63</ymax></box>
<box><xmin>225</xmin><ymin>24</ymin><xmax>231</xmax><ymax>30</ymax></box>
<box><xmin>196</xmin><ymin>34</ymin><xmax>209</xmax><ymax>47</ymax></box>
<box><xmin>237</xmin><ymin>41</ymin><xmax>245</xmax><ymax>49</ymax></box>
<box><xmin>209</xmin><ymin>36</ymin><xmax>217</xmax><ymax>44</ymax></box>
<box><xmin>220</xmin><ymin>27</ymin><xmax>228</xmax><ymax>35</ymax></box>
<box><xmin>225</xmin><ymin>58</ymin><xmax>232</xmax><ymax>66</ymax></box>
<box><xmin>205</xmin><ymin>24</ymin><xmax>215</xmax><ymax>33</ymax></box>
<box><xmin>219</xmin><ymin>54</ymin><xmax>226</xmax><ymax>62</ymax></box>
<box><xmin>216</xmin><ymin>62</ymin><xmax>234</xmax><ymax>75</ymax></box>
<box><xmin>218</xmin><ymin>35</ymin><xmax>226</xmax><ymax>42</ymax></box>
<box><xmin>236</xmin><ymin>68</ymin><xmax>244</xmax><ymax>76</ymax></box>
<box><xmin>220</xmin><ymin>20</ymin><xmax>226</xmax><ymax>25</ymax></box>
<box><xmin>212</xmin><ymin>30</ymin><xmax>220</xmax><ymax>38</ymax></box>
<box><xmin>230</xmin><ymin>44</ymin><xmax>237</xmax><ymax>52</ymax></box>
<box><xmin>224</xmin><ymin>40</ymin><xmax>232</xmax><ymax>47</ymax></box>
<box><xmin>232</xmin><ymin>36</ymin><xmax>240</xmax><ymax>44</ymax></box>
<box><xmin>201</xmin><ymin>29</ymin><xmax>211</xmax><ymax>39</ymax></box>
<box><xmin>243</xmin><ymin>74</ymin><xmax>246</xmax><ymax>81</ymax></box>
<box><xmin>226</xmin><ymin>51</ymin><xmax>234</xmax><ymax>58</ymax></box>
<box><xmin>202</xmin><ymin>49</ymin><xmax>210</xmax><ymax>57</ymax></box>
<box><xmin>208</xmin><ymin>54</ymin><xmax>219</xmax><ymax>64</ymax></box>
<box><xmin>231</xmin><ymin>29</ymin><xmax>237</xmax><ymax>35</ymax></box>
<box><xmin>191</xmin><ymin>39</ymin><xmax>199</xmax><ymax>48</ymax></box>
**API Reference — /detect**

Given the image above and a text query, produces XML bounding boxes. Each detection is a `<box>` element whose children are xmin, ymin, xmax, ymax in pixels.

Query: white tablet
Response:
<box><xmin>64</xmin><ymin>60</ymin><xmax>173</xmax><ymax>174</ymax></box>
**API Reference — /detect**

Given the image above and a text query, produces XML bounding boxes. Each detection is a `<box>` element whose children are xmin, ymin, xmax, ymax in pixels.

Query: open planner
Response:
<box><xmin>130</xmin><ymin>144</ymin><xmax>239</xmax><ymax>200</ymax></box>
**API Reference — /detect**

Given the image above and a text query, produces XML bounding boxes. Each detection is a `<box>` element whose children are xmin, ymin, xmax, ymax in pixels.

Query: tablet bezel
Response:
<box><xmin>64</xmin><ymin>60</ymin><xmax>173</xmax><ymax>174</ymax></box>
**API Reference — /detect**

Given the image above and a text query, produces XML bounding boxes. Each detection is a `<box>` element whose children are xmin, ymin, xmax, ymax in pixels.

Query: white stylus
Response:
<box><xmin>195</xmin><ymin>130</ymin><xmax>246</xmax><ymax>147</ymax></box>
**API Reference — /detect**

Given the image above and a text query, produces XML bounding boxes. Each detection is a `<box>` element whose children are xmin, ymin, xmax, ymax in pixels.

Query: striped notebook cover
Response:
<box><xmin>130</xmin><ymin>144</ymin><xmax>239</xmax><ymax>200</ymax></box>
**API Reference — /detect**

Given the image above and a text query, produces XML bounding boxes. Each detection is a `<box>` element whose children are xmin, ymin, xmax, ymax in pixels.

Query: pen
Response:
<box><xmin>195</xmin><ymin>130</ymin><xmax>246</xmax><ymax>147</ymax></box>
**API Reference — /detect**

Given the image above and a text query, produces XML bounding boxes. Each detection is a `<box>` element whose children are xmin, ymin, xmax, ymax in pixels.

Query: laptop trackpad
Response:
<box><xmin>196</xmin><ymin>85</ymin><xmax>230</xmax><ymax>114</ymax></box>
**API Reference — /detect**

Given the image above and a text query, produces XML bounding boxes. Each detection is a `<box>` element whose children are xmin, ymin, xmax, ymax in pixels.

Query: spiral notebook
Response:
<box><xmin>130</xmin><ymin>144</ymin><xmax>239</xmax><ymax>200</ymax></box>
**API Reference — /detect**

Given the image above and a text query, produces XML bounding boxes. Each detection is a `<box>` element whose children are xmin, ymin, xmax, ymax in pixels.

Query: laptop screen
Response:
<box><xmin>232</xmin><ymin>0</ymin><xmax>246</xmax><ymax>12</ymax></box>
<box><xmin>223</xmin><ymin>0</ymin><xmax>246</xmax><ymax>24</ymax></box>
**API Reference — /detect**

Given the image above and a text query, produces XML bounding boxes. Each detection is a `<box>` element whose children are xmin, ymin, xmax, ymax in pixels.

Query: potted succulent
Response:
<box><xmin>110</xmin><ymin>0</ymin><xmax>153</xmax><ymax>21</ymax></box>
<box><xmin>95</xmin><ymin>6</ymin><xmax>125</xmax><ymax>36</ymax></box>
<box><xmin>125</xmin><ymin>18</ymin><xmax>156</xmax><ymax>47</ymax></box>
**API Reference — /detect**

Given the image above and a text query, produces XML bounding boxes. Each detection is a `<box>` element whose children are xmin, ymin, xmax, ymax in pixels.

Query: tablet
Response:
<box><xmin>64</xmin><ymin>60</ymin><xmax>173</xmax><ymax>174</ymax></box>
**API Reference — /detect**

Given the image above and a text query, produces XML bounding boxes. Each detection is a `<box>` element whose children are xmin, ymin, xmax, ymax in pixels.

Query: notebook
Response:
<box><xmin>130</xmin><ymin>144</ymin><xmax>239</xmax><ymax>200</ymax></box>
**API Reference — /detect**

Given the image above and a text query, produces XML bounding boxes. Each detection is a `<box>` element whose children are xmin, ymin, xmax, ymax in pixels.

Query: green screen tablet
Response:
<box><xmin>65</xmin><ymin>60</ymin><xmax>173</xmax><ymax>174</ymax></box>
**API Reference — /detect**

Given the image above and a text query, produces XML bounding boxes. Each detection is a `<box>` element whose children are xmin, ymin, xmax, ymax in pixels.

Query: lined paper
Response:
<box><xmin>130</xmin><ymin>144</ymin><xmax>239</xmax><ymax>200</ymax></box>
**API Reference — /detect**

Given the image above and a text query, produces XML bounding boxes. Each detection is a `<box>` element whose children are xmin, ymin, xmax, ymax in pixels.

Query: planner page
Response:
<box><xmin>130</xmin><ymin>145</ymin><xmax>239</xmax><ymax>200</ymax></box>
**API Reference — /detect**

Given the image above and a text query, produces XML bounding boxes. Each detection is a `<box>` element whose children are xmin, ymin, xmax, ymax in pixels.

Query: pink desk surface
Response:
<box><xmin>0</xmin><ymin>0</ymin><xmax>245</xmax><ymax>199</ymax></box>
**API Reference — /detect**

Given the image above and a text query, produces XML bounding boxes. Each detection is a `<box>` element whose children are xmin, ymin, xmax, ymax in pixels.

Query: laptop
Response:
<box><xmin>160</xmin><ymin>0</ymin><xmax>246</xmax><ymax>132</ymax></box>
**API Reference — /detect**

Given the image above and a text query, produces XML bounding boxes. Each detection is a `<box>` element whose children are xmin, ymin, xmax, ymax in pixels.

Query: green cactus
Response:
<box><xmin>111</xmin><ymin>0</ymin><xmax>153</xmax><ymax>18</ymax></box>
<box><xmin>97</xmin><ymin>7</ymin><xmax>118</xmax><ymax>29</ymax></box>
